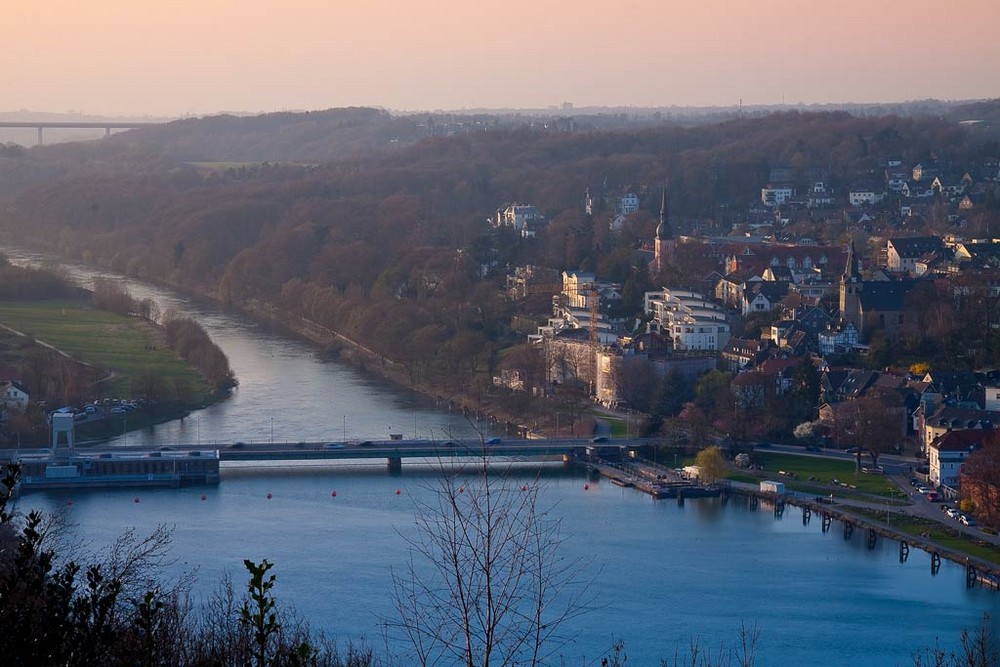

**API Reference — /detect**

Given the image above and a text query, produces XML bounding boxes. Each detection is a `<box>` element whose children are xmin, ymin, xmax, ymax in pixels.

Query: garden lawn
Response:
<box><xmin>742</xmin><ymin>451</ymin><xmax>902</xmax><ymax>497</ymax></box>
<box><xmin>0</xmin><ymin>299</ymin><xmax>208</xmax><ymax>401</ymax></box>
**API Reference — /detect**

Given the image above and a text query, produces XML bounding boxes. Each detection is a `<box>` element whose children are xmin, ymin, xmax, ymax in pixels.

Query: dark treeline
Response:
<box><xmin>0</xmin><ymin>466</ymin><xmax>373</xmax><ymax>667</ymax></box>
<box><xmin>91</xmin><ymin>276</ymin><xmax>159</xmax><ymax>321</ymax></box>
<box><xmin>0</xmin><ymin>255</ymin><xmax>76</xmax><ymax>300</ymax></box>
<box><xmin>163</xmin><ymin>317</ymin><xmax>237</xmax><ymax>394</ymax></box>
<box><xmin>1</xmin><ymin>107</ymin><xmax>999</xmax><ymax>399</ymax></box>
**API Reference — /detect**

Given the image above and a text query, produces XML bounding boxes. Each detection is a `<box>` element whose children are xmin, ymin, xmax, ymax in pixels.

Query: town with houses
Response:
<box><xmin>491</xmin><ymin>154</ymin><xmax>1000</xmax><ymax>519</ymax></box>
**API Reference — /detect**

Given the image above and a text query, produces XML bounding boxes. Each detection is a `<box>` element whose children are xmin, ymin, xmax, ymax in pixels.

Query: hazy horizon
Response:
<box><xmin>6</xmin><ymin>0</ymin><xmax>1000</xmax><ymax>118</ymax></box>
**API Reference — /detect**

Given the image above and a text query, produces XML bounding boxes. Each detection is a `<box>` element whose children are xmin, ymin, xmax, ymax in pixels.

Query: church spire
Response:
<box><xmin>656</xmin><ymin>180</ymin><xmax>670</xmax><ymax>241</ymax></box>
<box><xmin>844</xmin><ymin>237</ymin><xmax>861</xmax><ymax>280</ymax></box>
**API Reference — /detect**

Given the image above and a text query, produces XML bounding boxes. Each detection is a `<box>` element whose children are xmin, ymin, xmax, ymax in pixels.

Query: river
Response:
<box><xmin>7</xmin><ymin>248</ymin><xmax>1000</xmax><ymax>665</ymax></box>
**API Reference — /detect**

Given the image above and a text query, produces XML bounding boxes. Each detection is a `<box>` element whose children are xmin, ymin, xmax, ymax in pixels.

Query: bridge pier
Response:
<box><xmin>37</xmin><ymin>127</ymin><xmax>43</xmax><ymax>145</ymax></box>
<box><xmin>386</xmin><ymin>456</ymin><xmax>402</xmax><ymax>473</ymax></box>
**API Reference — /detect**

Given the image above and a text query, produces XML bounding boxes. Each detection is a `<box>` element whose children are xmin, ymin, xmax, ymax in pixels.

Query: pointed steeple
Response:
<box><xmin>655</xmin><ymin>180</ymin><xmax>670</xmax><ymax>241</ymax></box>
<box><xmin>844</xmin><ymin>237</ymin><xmax>861</xmax><ymax>281</ymax></box>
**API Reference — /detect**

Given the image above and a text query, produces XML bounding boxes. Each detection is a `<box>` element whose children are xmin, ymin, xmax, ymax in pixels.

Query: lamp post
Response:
<box><xmin>343</xmin><ymin>415</ymin><xmax>347</xmax><ymax>443</ymax></box>
<box><xmin>270</xmin><ymin>417</ymin><xmax>274</xmax><ymax>445</ymax></box>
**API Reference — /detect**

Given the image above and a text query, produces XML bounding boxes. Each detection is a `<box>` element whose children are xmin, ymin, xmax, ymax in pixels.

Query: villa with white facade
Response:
<box><xmin>644</xmin><ymin>288</ymin><xmax>730</xmax><ymax>351</ymax></box>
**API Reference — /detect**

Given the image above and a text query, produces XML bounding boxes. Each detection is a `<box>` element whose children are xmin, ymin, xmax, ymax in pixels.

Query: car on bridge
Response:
<box><xmin>325</xmin><ymin>443</ymin><xmax>344</xmax><ymax>449</ymax></box>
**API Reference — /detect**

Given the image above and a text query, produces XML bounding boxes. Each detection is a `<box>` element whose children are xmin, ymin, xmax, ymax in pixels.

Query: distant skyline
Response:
<box><xmin>5</xmin><ymin>0</ymin><xmax>999</xmax><ymax>117</ymax></box>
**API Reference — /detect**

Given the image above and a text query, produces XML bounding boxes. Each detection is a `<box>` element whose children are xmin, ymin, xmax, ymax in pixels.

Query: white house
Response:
<box><xmin>0</xmin><ymin>381</ymin><xmax>29</xmax><ymax>412</ymax></box>
<box><xmin>927</xmin><ymin>430</ymin><xmax>994</xmax><ymax>488</ymax></box>
<box><xmin>644</xmin><ymin>288</ymin><xmax>730</xmax><ymax>351</ymax></box>
<box><xmin>848</xmin><ymin>186</ymin><xmax>883</xmax><ymax>207</ymax></box>
<box><xmin>618</xmin><ymin>193</ymin><xmax>640</xmax><ymax>215</ymax></box>
<box><xmin>492</xmin><ymin>204</ymin><xmax>547</xmax><ymax>238</ymax></box>
<box><xmin>761</xmin><ymin>185</ymin><xmax>795</xmax><ymax>207</ymax></box>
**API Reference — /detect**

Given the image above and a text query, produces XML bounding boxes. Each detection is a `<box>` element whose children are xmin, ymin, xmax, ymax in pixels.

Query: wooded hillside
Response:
<box><xmin>1</xmin><ymin>106</ymin><xmax>997</xmax><ymax>395</ymax></box>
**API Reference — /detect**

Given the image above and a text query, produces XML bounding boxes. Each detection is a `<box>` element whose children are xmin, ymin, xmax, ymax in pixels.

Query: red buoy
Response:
<box><xmin>133</xmin><ymin>497</ymin><xmax>140</xmax><ymax>503</ymax></box>
<box><xmin>458</xmin><ymin>486</ymin><xmax>465</xmax><ymax>493</ymax></box>
<box><xmin>66</xmin><ymin>499</ymin><xmax>73</xmax><ymax>506</ymax></box>
<box><xmin>331</xmin><ymin>490</ymin><xmax>337</xmax><ymax>497</ymax></box>
<box><xmin>395</xmin><ymin>488</ymin><xmax>401</xmax><ymax>495</ymax></box>
<box><xmin>584</xmin><ymin>483</ymin><xmax>590</xmax><ymax>490</ymax></box>
<box><xmin>521</xmin><ymin>485</ymin><xmax>527</xmax><ymax>491</ymax></box>
<box><xmin>200</xmin><ymin>494</ymin><xmax>207</xmax><ymax>501</ymax></box>
<box><xmin>266</xmin><ymin>492</ymin><xmax>273</xmax><ymax>499</ymax></box>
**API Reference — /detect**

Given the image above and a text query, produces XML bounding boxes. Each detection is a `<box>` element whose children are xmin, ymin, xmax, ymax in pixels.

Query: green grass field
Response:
<box><xmin>738</xmin><ymin>451</ymin><xmax>902</xmax><ymax>497</ymax></box>
<box><xmin>0</xmin><ymin>299</ymin><xmax>208</xmax><ymax>401</ymax></box>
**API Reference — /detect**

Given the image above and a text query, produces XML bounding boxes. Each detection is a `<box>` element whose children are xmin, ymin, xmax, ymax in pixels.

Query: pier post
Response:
<box><xmin>37</xmin><ymin>126</ymin><xmax>43</xmax><ymax>145</ymax></box>
<box><xmin>749</xmin><ymin>494</ymin><xmax>758</xmax><ymax>510</ymax></box>
<box><xmin>677</xmin><ymin>490</ymin><xmax>684</xmax><ymax>507</ymax></box>
<box><xmin>387</xmin><ymin>456</ymin><xmax>402</xmax><ymax>473</ymax></box>
<box><xmin>866</xmin><ymin>527</ymin><xmax>877</xmax><ymax>550</ymax></box>
<box><xmin>802</xmin><ymin>506</ymin><xmax>811</xmax><ymax>526</ymax></box>
<box><xmin>967</xmin><ymin>562</ymin><xmax>978</xmax><ymax>589</ymax></box>
<box><xmin>821</xmin><ymin>513</ymin><xmax>832</xmax><ymax>533</ymax></box>
<box><xmin>774</xmin><ymin>499</ymin><xmax>784</xmax><ymax>517</ymax></box>
<box><xmin>843</xmin><ymin>521</ymin><xmax>854</xmax><ymax>540</ymax></box>
<box><xmin>899</xmin><ymin>541</ymin><xmax>909</xmax><ymax>563</ymax></box>
<box><xmin>931</xmin><ymin>552</ymin><xmax>941</xmax><ymax>576</ymax></box>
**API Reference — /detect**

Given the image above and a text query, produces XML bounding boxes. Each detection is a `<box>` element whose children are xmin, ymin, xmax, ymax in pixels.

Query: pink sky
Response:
<box><xmin>4</xmin><ymin>0</ymin><xmax>999</xmax><ymax>116</ymax></box>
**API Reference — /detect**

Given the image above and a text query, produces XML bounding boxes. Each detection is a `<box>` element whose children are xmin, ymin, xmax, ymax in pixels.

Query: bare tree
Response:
<box><xmin>386</xmin><ymin>456</ymin><xmax>593</xmax><ymax>666</ymax></box>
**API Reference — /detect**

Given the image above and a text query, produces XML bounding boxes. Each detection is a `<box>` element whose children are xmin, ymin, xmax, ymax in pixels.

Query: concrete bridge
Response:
<box><xmin>5</xmin><ymin>436</ymin><xmax>657</xmax><ymax>473</ymax></box>
<box><xmin>0</xmin><ymin>120</ymin><xmax>165</xmax><ymax>145</ymax></box>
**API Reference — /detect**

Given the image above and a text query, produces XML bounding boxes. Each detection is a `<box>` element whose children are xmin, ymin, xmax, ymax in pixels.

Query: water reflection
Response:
<box><xmin>2</xmin><ymin>246</ymin><xmax>477</xmax><ymax>446</ymax></box>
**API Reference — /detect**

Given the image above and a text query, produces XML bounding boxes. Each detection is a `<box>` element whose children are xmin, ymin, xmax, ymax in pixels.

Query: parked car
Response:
<box><xmin>925</xmin><ymin>491</ymin><xmax>940</xmax><ymax>502</ymax></box>
<box><xmin>946</xmin><ymin>508</ymin><xmax>959</xmax><ymax>518</ymax></box>
<box><xmin>960</xmin><ymin>515</ymin><xmax>976</xmax><ymax>526</ymax></box>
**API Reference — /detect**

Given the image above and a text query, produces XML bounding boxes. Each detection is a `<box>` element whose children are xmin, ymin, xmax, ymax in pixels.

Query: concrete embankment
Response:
<box><xmin>727</xmin><ymin>485</ymin><xmax>1000</xmax><ymax>589</ymax></box>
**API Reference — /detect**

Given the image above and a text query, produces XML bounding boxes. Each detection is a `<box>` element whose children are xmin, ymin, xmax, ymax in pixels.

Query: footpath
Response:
<box><xmin>728</xmin><ymin>474</ymin><xmax>1000</xmax><ymax>580</ymax></box>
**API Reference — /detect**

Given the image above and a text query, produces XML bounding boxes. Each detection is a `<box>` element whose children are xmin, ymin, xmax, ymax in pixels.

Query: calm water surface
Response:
<box><xmin>6</xmin><ymin>246</ymin><xmax>1000</xmax><ymax>665</ymax></box>
<box><xmin>23</xmin><ymin>466</ymin><xmax>1000</xmax><ymax>666</ymax></box>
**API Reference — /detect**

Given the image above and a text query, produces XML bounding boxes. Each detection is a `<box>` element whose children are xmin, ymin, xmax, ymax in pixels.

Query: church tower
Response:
<box><xmin>653</xmin><ymin>182</ymin><xmax>673</xmax><ymax>274</ymax></box>
<box><xmin>839</xmin><ymin>238</ymin><xmax>862</xmax><ymax>329</ymax></box>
